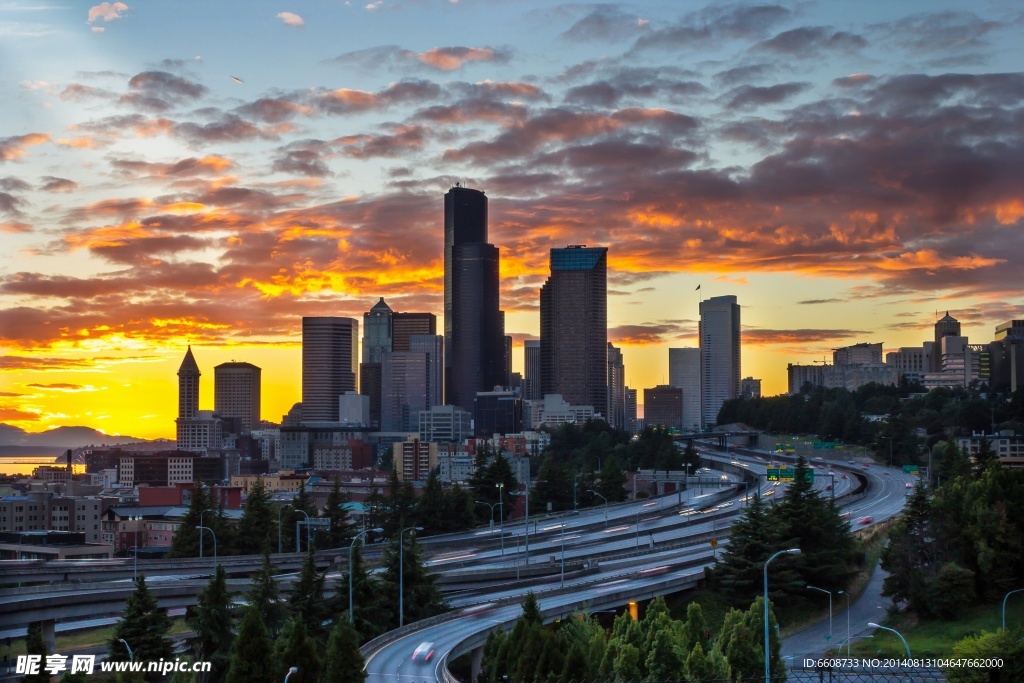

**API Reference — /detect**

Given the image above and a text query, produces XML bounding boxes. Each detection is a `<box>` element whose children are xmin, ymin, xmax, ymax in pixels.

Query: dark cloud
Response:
<box><xmin>870</xmin><ymin>11</ymin><xmax>1001</xmax><ymax>54</ymax></box>
<box><xmin>0</xmin><ymin>177</ymin><xmax>31</xmax><ymax>192</ymax></box>
<box><xmin>754</xmin><ymin>26</ymin><xmax>867</xmax><ymax>56</ymax></box>
<box><xmin>726</xmin><ymin>82</ymin><xmax>810</xmax><ymax>109</ymax></box>
<box><xmin>714</xmin><ymin>63</ymin><xmax>774</xmax><ymax>87</ymax></box>
<box><xmin>174</xmin><ymin>114</ymin><xmax>270</xmax><ymax>144</ymax></box>
<box><xmin>631</xmin><ymin>3</ymin><xmax>792</xmax><ymax>52</ymax></box>
<box><xmin>39</xmin><ymin>176</ymin><xmax>78</xmax><ymax>193</ymax></box>
<box><xmin>326</xmin><ymin>45</ymin><xmax>510</xmax><ymax>72</ymax></box>
<box><xmin>744</xmin><ymin>328</ymin><xmax>870</xmax><ymax>345</ymax></box>
<box><xmin>0</xmin><ymin>192</ymin><xmax>24</xmax><ymax>216</ymax></box>
<box><xmin>235</xmin><ymin>97</ymin><xmax>310</xmax><ymax>124</ymax></box>
<box><xmin>109</xmin><ymin>155</ymin><xmax>235</xmax><ymax>178</ymax></box>
<box><xmin>561</xmin><ymin>6</ymin><xmax>649</xmax><ymax>43</ymax></box>
<box><xmin>60</xmin><ymin>83</ymin><xmax>116</xmax><ymax>102</ymax></box>
<box><xmin>26</xmin><ymin>383</ymin><xmax>85</xmax><ymax>390</ymax></box>
<box><xmin>272</xmin><ymin>148</ymin><xmax>332</xmax><ymax>177</ymax></box>
<box><xmin>797</xmin><ymin>298</ymin><xmax>844</xmax><ymax>305</ymax></box>
<box><xmin>325</xmin><ymin>45</ymin><xmax>416</xmax><ymax>70</ymax></box>
<box><xmin>608</xmin><ymin>322</ymin><xmax>690</xmax><ymax>345</ymax></box>
<box><xmin>120</xmin><ymin>71</ymin><xmax>208</xmax><ymax>112</ymax></box>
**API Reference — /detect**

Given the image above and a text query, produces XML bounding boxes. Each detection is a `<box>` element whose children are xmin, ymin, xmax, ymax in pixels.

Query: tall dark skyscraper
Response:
<box><xmin>540</xmin><ymin>245</ymin><xmax>608</xmax><ymax>418</ymax></box>
<box><xmin>523</xmin><ymin>340</ymin><xmax>541</xmax><ymax>400</ymax></box>
<box><xmin>699</xmin><ymin>295</ymin><xmax>741</xmax><ymax>429</ymax></box>
<box><xmin>393</xmin><ymin>312</ymin><xmax>437</xmax><ymax>352</ymax></box>
<box><xmin>444</xmin><ymin>185</ymin><xmax>505</xmax><ymax>411</ymax></box>
<box><xmin>302</xmin><ymin>317</ymin><xmax>358</xmax><ymax>423</ymax></box>
<box><xmin>214</xmin><ymin>361</ymin><xmax>261</xmax><ymax>434</ymax></box>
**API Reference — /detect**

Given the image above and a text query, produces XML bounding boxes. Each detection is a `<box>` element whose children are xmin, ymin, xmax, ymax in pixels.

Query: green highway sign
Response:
<box><xmin>767</xmin><ymin>468</ymin><xmax>780</xmax><ymax>481</ymax></box>
<box><xmin>812</xmin><ymin>442</ymin><xmax>840</xmax><ymax>449</ymax></box>
<box><xmin>902</xmin><ymin>464</ymin><xmax>920</xmax><ymax>474</ymax></box>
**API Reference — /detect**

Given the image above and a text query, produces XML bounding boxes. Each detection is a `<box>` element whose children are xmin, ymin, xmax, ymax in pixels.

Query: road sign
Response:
<box><xmin>813</xmin><ymin>442</ymin><xmax>840</xmax><ymax>449</ymax></box>
<box><xmin>902</xmin><ymin>465</ymin><xmax>919</xmax><ymax>474</ymax></box>
<box><xmin>767</xmin><ymin>468</ymin><xmax>781</xmax><ymax>481</ymax></box>
<box><xmin>709</xmin><ymin>538</ymin><xmax>718</xmax><ymax>548</ymax></box>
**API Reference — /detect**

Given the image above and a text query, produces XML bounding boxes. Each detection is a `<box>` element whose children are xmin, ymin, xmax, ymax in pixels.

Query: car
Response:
<box><xmin>841</xmin><ymin>474</ymin><xmax>848</xmax><ymax>479</ymax></box>
<box><xmin>412</xmin><ymin>642</ymin><xmax>436</xmax><ymax>663</ymax></box>
<box><xmin>825</xmin><ymin>484</ymin><xmax>832</xmax><ymax>490</ymax></box>
<box><xmin>884</xmin><ymin>472</ymin><xmax>890</xmax><ymax>476</ymax></box>
<box><xmin>905</xmin><ymin>483</ymin><xmax>913</xmax><ymax>489</ymax></box>
<box><xmin>857</xmin><ymin>516</ymin><xmax>873</xmax><ymax>525</ymax></box>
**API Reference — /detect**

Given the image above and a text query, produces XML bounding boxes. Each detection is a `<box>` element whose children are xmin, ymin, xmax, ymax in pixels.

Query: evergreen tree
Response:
<box><xmin>289</xmin><ymin>549</ymin><xmax>328</xmax><ymax>641</ymax></box>
<box><xmin>560</xmin><ymin>642</ymin><xmax>589</xmax><ymax>683</ymax></box>
<box><xmin>322</xmin><ymin>619</ymin><xmax>367</xmax><ymax>683</ymax></box>
<box><xmin>379</xmin><ymin>531</ymin><xmax>447</xmax><ymax>629</ymax></box>
<box><xmin>598</xmin><ymin>455</ymin><xmax>628</xmax><ymax>503</ymax></box>
<box><xmin>212</xmin><ymin>502</ymin><xmax>237</xmax><ymax>557</ymax></box>
<box><xmin>226</xmin><ymin>606</ymin><xmax>274</xmax><ymax>683</ymax></box>
<box><xmin>679</xmin><ymin>601</ymin><xmax>710</xmax><ymax>656</ymax></box>
<box><xmin>23</xmin><ymin>622</ymin><xmax>49</xmax><ymax>683</ymax></box>
<box><xmin>880</xmin><ymin>482</ymin><xmax>938</xmax><ymax>613</ymax></box>
<box><xmin>715</xmin><ymin>607</ymin><xmax>760</xmax><ymax>683</ymax></box>
<box><xmin>237</xmin><ymin>476</ymin><xmax>276</xmax><ymax>555</ymax></box>
<box><xmin>249</xmin><ymin>543</ymin><xmax>286</xmax><ymax>637</ymax></box>
<box><xmin>479</xmin><ymin>629</ymin><xmax>509</xmax><ymax>683</ymax></box>
<box><xmin>363</xmin><ymin>487</ymin><xmax>387</xmax><ymax>533</ymax></box>
<box><xmin>110</xmin><ymin>576</ymin><xmax>173</xmax><ymax>675</ymax></box>
<box><xmin>186</xmin><ymin>565</ymin><xmax>234</xmax><ymax>683</ymax></box>
<box><xmin>612</xmin><ymin>644</ymin><xmax>641</xmax><ymax>683</ymax></box>
<box><xmin>531</xmin><ymin>456</ymin><xmax>572</xmax><ymax>513</ymax></box>
<box><xmin>286</xmin><ymin>481</ymin><xmax>318</xmax><ymax>553</ymax></box>
<box><xmin>273</xmin><ymin>618</ymin><xmax>321</xmax><ymax>683</ymax></box>
<box><xmin>383</xmin><ymin>467</ymin><xmax>417</xmax><ymax>537</ymax></box>
<box><xmin>324</xmin><ymin>479</ymin><xmax>355</xmax><ymax>548</ymax></box>
<box><xmin>644</xmin><ymin>628</ymin><xmax>682</xmax><ymax>682</ymax></box>
<box><xmin>416</xmin><ymin>469</ymin><xmax>447</xmax><ymax>533</ymax></box>
<box><xmin>167</xmin><ymin>485</ymin><xmax>209</xmax><ymax>558</ymax></box>
<box><xmin>334</xmin><ymin>541</ymin><xmax>385</xmax><ymax>642</ymax></box>
<box><xmin>443</xmin><ymin>483</ymin><xmax>477</xmax><ymax>531</ymax></box>
<box><xmin>712</xmin><ymin>495</ymin><xmax>782</xmax><ymax>605</ymax></box>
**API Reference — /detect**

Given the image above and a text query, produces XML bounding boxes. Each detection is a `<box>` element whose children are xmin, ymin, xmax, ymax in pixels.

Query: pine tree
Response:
<box><xmin>226</xmin><ymin>605</ymin><xmax>274</xmax><ymax>683</ymax></box>
<box><xmin>443</xmin><ymin>483</ymin><xmax>477</xmax><ymax>531</ymax></box>
<box><xmin>167</xmin><ymin>485</ymin><xmax>209</xmax><ymax>558</ymax></box>
<box><xmin>110</xmin><ymin>576</ymin><xmax>173</xmax><ymax>671</ymax></box>
<box><xmin>274</xmin><ymin>618</ymin><xmax>321</xmax><ymax>683</ymax></box>
<box><xmin>379</xmin><ymin>530</ymin><xmax>447</xmax><ymax>629</ymax></box>
<box><xmin>416</xmin><ymin>469</ymin><xmax>447</xmax><ymax>533</ymax></box>
<box><xmin>212</xmin><ymin>503</ymin><xmax>237</xmax><ymax>557</ymax></box>
<box><xmin>237</xmin><ymin>476</ymin><xmax>276</xmax><ymax>555</ymax></box>
<box><xmin>23</xmin><ymin>622</ymin><xmax>49</xmax><ymax>683</ymax></box>
<box><xmin>289</xmin><ymin>548</ymin><xmax>328</xmax><ymax>641</ymax></box>
<box><xmin>186</xmin><ymin>565</ymin><xmax>234</xmax><ymax>683</ymax></box>
<box><xmin>644</xmin><ymin>628</ymin><xmax>682</xmax><ymax>682</ymax></box>
<box><xmin>715</xmin><ymin>607</ymin><xmax>761</xmax><ymax>683</ymax></box>
<box><xmin>322</xmin><ymin>619</ymin><xmax>367</xmax><ymax>683</ymax></box>
<box><xmin>286</xmin><ymin>481</ymin><xmax>318</xmax><ymax>553</ymax></box>
<box><xmin>249</xmin><ymin>543</ymin><xmax>286</xmax><ymax>637</ymax></box>
<box><xmin>712</xmin><ymin>495</ymin><xmax>782</xmax><ymax>605</ymax></box>
<box><xmin>324</xmin><ymin>479</ymin><xmax>355</xmax><ymax>548</ymax></box>
<box><xmin>679</xmin><ymin>601</ymin><xmax>710</xmax><ymax>656</ymax></box>
<box><xmin>334</xmin><ymin>541</ymin><xmax>385</xmax><ymax>642</ymax></box>
<box><xmin>612</xmin><ymin>643</ymin><xmax>641</xmax><ymax>683</ymax></box>
<box><xmin>598</xmin><ymin>455</ymin><xmax>628</xmax><ymax>502</ymax></box>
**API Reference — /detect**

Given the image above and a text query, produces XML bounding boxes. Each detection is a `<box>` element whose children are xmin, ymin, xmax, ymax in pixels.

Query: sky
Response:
<box><xmin>1</xmin><ymin>0</ymin><xmax>1023</xmax><ymax>440</ymax></box>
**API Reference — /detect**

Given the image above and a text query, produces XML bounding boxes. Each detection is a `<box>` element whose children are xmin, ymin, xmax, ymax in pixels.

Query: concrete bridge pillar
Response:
<box><xmin>39</xmin><ymin>619</ymin><xmax>56</xmax><ymax>654</ymax></box>
<box><xmin>470</xmin><ymin>644</ymin><xmax>484</xmax><ymax>683</ymax></box>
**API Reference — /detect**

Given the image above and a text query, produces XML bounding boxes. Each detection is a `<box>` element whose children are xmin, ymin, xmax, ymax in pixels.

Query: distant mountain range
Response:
<box><xmin>0</xmin><ymin>424</ymin><xmax>157</xmax><ymax>455</ymax></box>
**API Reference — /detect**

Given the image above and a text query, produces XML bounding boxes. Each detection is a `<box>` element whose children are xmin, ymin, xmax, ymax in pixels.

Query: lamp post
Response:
<box><xmin>284</xmin><ymin>666</ymin><xmax>298</xmax><ymax>683</ymax></box>
<box><xmin>475</xmin><ymin>501</ymin><xmax>497</xmax><ymax>530</ymax></box>
<box><xmin>293</xmin><ymin>509</ymin><xmax>309</xmax><ymax>553</ymax></box>
<box><xmin>197</xmin><ymin>525</ymin><xmax>217</xmax><ymax>571</ymax></box>
<box><xmin>1002</xmin><ymin>588</ymin><xmax>1024</xmax><ymax>631</ymax></box>
<box><xmin>348</xmin><ymin>527</ymin><xmax>383</xmax><ymax>623</ymax></box>
<box><xmin>764</xmin><ymin>549</ymin><xmax>801</xmax><ymax>683</ymax></box>
<box><xmin>806</xmin><ymin>585</ymin><xmax>833</xmax><ymax>644</ymax></box>
<box><xmin>199</xmin><ymin>508</ymin><xmax>212</xmax><ymax>559</ymax></box>
<box><xmin>398</xmin><ymin>526</ymin><xmax>423</xmax><ymax>628</ymax></box>
<box><xmin>838</xmin><ymin>590</ymin><xmax>850</xmax><ymax>656</ymax></box>
<box><xmin>588</xmin><ymin>490</ymin><xmax>608</xmax><ymax>526</ymax></box>
<box><xmin>868</xmin><ymin>623</ymin><xmax>910</xmax><ymax>658</ymax></box>
<box><xmin>495</xmin><ymin>483</ymin><xmax>505</xmax><ymax>556</ymax></box>
<box><xmin>119</xmin><ymin>638</ymin><xmax>134</xmax><ymax>663</ymax></box>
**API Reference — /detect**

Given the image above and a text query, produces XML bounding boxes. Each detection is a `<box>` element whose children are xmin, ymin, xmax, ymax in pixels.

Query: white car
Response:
<box><xmin>412</xmin><ymin>642</ymin><xmax>435</xmax><ymax>663</ymax></box>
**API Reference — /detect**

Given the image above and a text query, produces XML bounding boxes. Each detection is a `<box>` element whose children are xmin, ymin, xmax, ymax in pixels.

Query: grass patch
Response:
<box><xmin>851</xmin><ymin>600</ymin><xmax>1024</xmax><ymax>657</ymax></box>
<box><xmin>5</xmin><ymin>618</ymin><xmax>190</xmax><ymax>656</ymax></box>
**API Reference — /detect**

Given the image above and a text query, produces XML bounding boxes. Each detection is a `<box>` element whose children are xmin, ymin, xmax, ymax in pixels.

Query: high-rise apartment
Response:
<box><xmin>607</xmin><ymin>343</ymin><xmax>626</xmax><ymax>430</ymax></box>
<box><xmin>444</xmin><ymin>185</ymin><xmax>505</xmax><ymax>410</ymax></box>
<box><xmin>302</xmin><ymin>317</ymin><xmax>358</xmax><ymax>423</ymax></box>
<box><xmin>699</xmin><ymin>295</ymin><xmax>741</xmax><ymax>428</ymax></box>
<box><xmin>523</xmin><ymin>340</ymin><xmax>541</xmax><ymax>400</ymax></box>
<box><xmin>540</xmin><ymin>245</ymin><xmax>608</xmax><ymax>419</ymax></box>
<box><xmin>669</xmin><ymin>347</ymin><xmax>701</xmax><ymax>432</ymax></box>
<box><xmin>214</xmin><ymin>362</ymin><xmax>261</xmax><ymax>434</ymax></box>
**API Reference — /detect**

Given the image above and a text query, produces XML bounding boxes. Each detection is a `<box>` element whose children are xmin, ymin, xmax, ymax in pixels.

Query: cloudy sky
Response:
<box><xmin>2</xmin><ymin>0</ymin><xmax>1023</xmax><ymax>439</ymax></box>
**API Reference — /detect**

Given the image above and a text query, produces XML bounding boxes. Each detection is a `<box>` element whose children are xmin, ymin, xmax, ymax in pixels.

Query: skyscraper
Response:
<box><xmin>444</xmin><ymin>185</ymin><xmax>504</xmax><ymax>410</ymax></box>
<box><xmin>361</xmin><ymin>298</ymin><xmax>393</xmax><ymax>429</ymax></box>
<box><xmin>302</xmin><ymin>317</ymin><xmax>358</xmax><ymax>423</ymax></box>
<box><xmin>177</xmin><ymin>346</ymin><xmax>200</xmax><ymax>422</ymax></box>
<box><xmin>523</xmin><ymin>340</ymin><xmax>541</xmax><ymax>400</ymax></box>
<box><xmin>540</xmin><ymin>245</ymin><xmax>608</xmax><ymax>418</ymax></box>
<box><xmin>933</xmin><ymin>312</ymin><xmax>961</xmax><ymax>372</ymax></box>
<box><xmin>393</xmin><ymin>312</ymin><xmax>436</xmax><ymax>352</ymax></box>
<box><xmin>214</xmin><ymin>361</ymin><xmax>261</xmax><ymax>434</ymax></box>
<box><xmin>699</xmin><ymin>295</ymin><xmax>741</xmax><ymax>429</ymax></box>
<box><xmin>410</xmin><ymin>334</ymin><xmax>444</xmax><ymax>409</ymax></box>
<box><xmin>669</xmin><ymin>347</ymin><xmax>701</xmax><ymax>432</ymax></box>
<box><xmin>607</xmin><ymin>343</ymin><xmax>625</xmax><ymax>430</ymax></box>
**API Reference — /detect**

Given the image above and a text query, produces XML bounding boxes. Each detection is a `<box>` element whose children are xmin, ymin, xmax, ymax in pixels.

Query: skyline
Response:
<box><xmin>2</xmin><ymin>0</ymin><xmax>1023</xmax><ymax>439</ymax></box>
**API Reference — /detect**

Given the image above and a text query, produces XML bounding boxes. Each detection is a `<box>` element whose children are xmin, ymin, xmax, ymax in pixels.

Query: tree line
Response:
<box><xmin>479</xmin><ymin>593</ymin><xmax>789</xmax><ymax>683</ymax></box>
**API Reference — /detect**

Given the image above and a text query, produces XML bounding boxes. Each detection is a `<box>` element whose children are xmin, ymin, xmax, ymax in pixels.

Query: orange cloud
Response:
<box><xmin>417</xmin><ymin>47</ymin><xmax>502</xmax><ymax>71</ymax></box>
<box><xmin>56</xmin><ymin>137</ymin><xmax>98</xmax><ymax>149</ymax></box>
<box><xmin>876</xmin><ymin>249</ymin><xmax>1003</xmax><ymax>272</ymax></box>
<box><xmin>0</xmin><ymin>133</ymin><xmax>50</xmax><ymax>162</ymax></box>
<box><xmin>87</xmin><ymin>2</ymin><xmax>128</xmax><ymax>24</ymax></box>
<box><xmin>0</xmin><ymin>406</ymin><xmax>41</xmax><ymax>421</ymax></box>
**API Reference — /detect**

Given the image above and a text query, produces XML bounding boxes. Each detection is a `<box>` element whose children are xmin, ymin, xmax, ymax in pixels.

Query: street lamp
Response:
<box><xmin>868</xmin><ymin>623</ymin><xmax>910</xmax><ymax>658</ymax></box>
<box><xmin>495</xmin><ymin>483</ymin><xmax>505</xmax><ymax>556</ymax></box>
<box><xmin>764</xmin><ymin>549</ymin><xmax>800</xmax><ymax>683</ymax></box>
<box><xmin>348</xmin><ymin>527</ymin><xmax>383</xmax><ymax>623</ymax></box>
<box><xmin>118</xmin><ymin>638</ymin><xmax>134</xmax><ymax>662</ymax></box>
<box><xmin>806</xmin><ymin>585</ymin><xmax>833</xmax><ymax>644</ymax></box>
<box><xmin>398</xmin><ymin>526</ymin><xmax>423</xmax><ymax>628</ymax></box>
<box><xmin>475</xmin><ymin>500</ymin><xmax>497</xmax><ymax>530</ymax></box>
<box><xmin>284</xmin><ymin>666</ymin><xmax>298</xmax><ymax>683</ymax></box>
<box><xmin>588</xmin><ymin>490</ymin><xmax>608</xmax><ymax>526</ymax></box>
<box><xmin>196</xmin><ymin>525</ymin><xmax>217</xmax><ymax>571</ymax></box>
<box><xmin>1002</xmin><ymin>588</ymin><xmax>1024</xmax><ymax>631</ymax></box>
<box><xmin>294</xmin><ymin>509</ymin><xmax>309</xmax><ymax>554</ymax></box>
<box><xmin>838</xmin><ymin>590</ymin><xmax>850</xmax><ymax>656</ymax></box>
<box><xmin>199</xmin><ymin>508</ymin><xmax>212</xmax><ymax>559</ymax></box>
